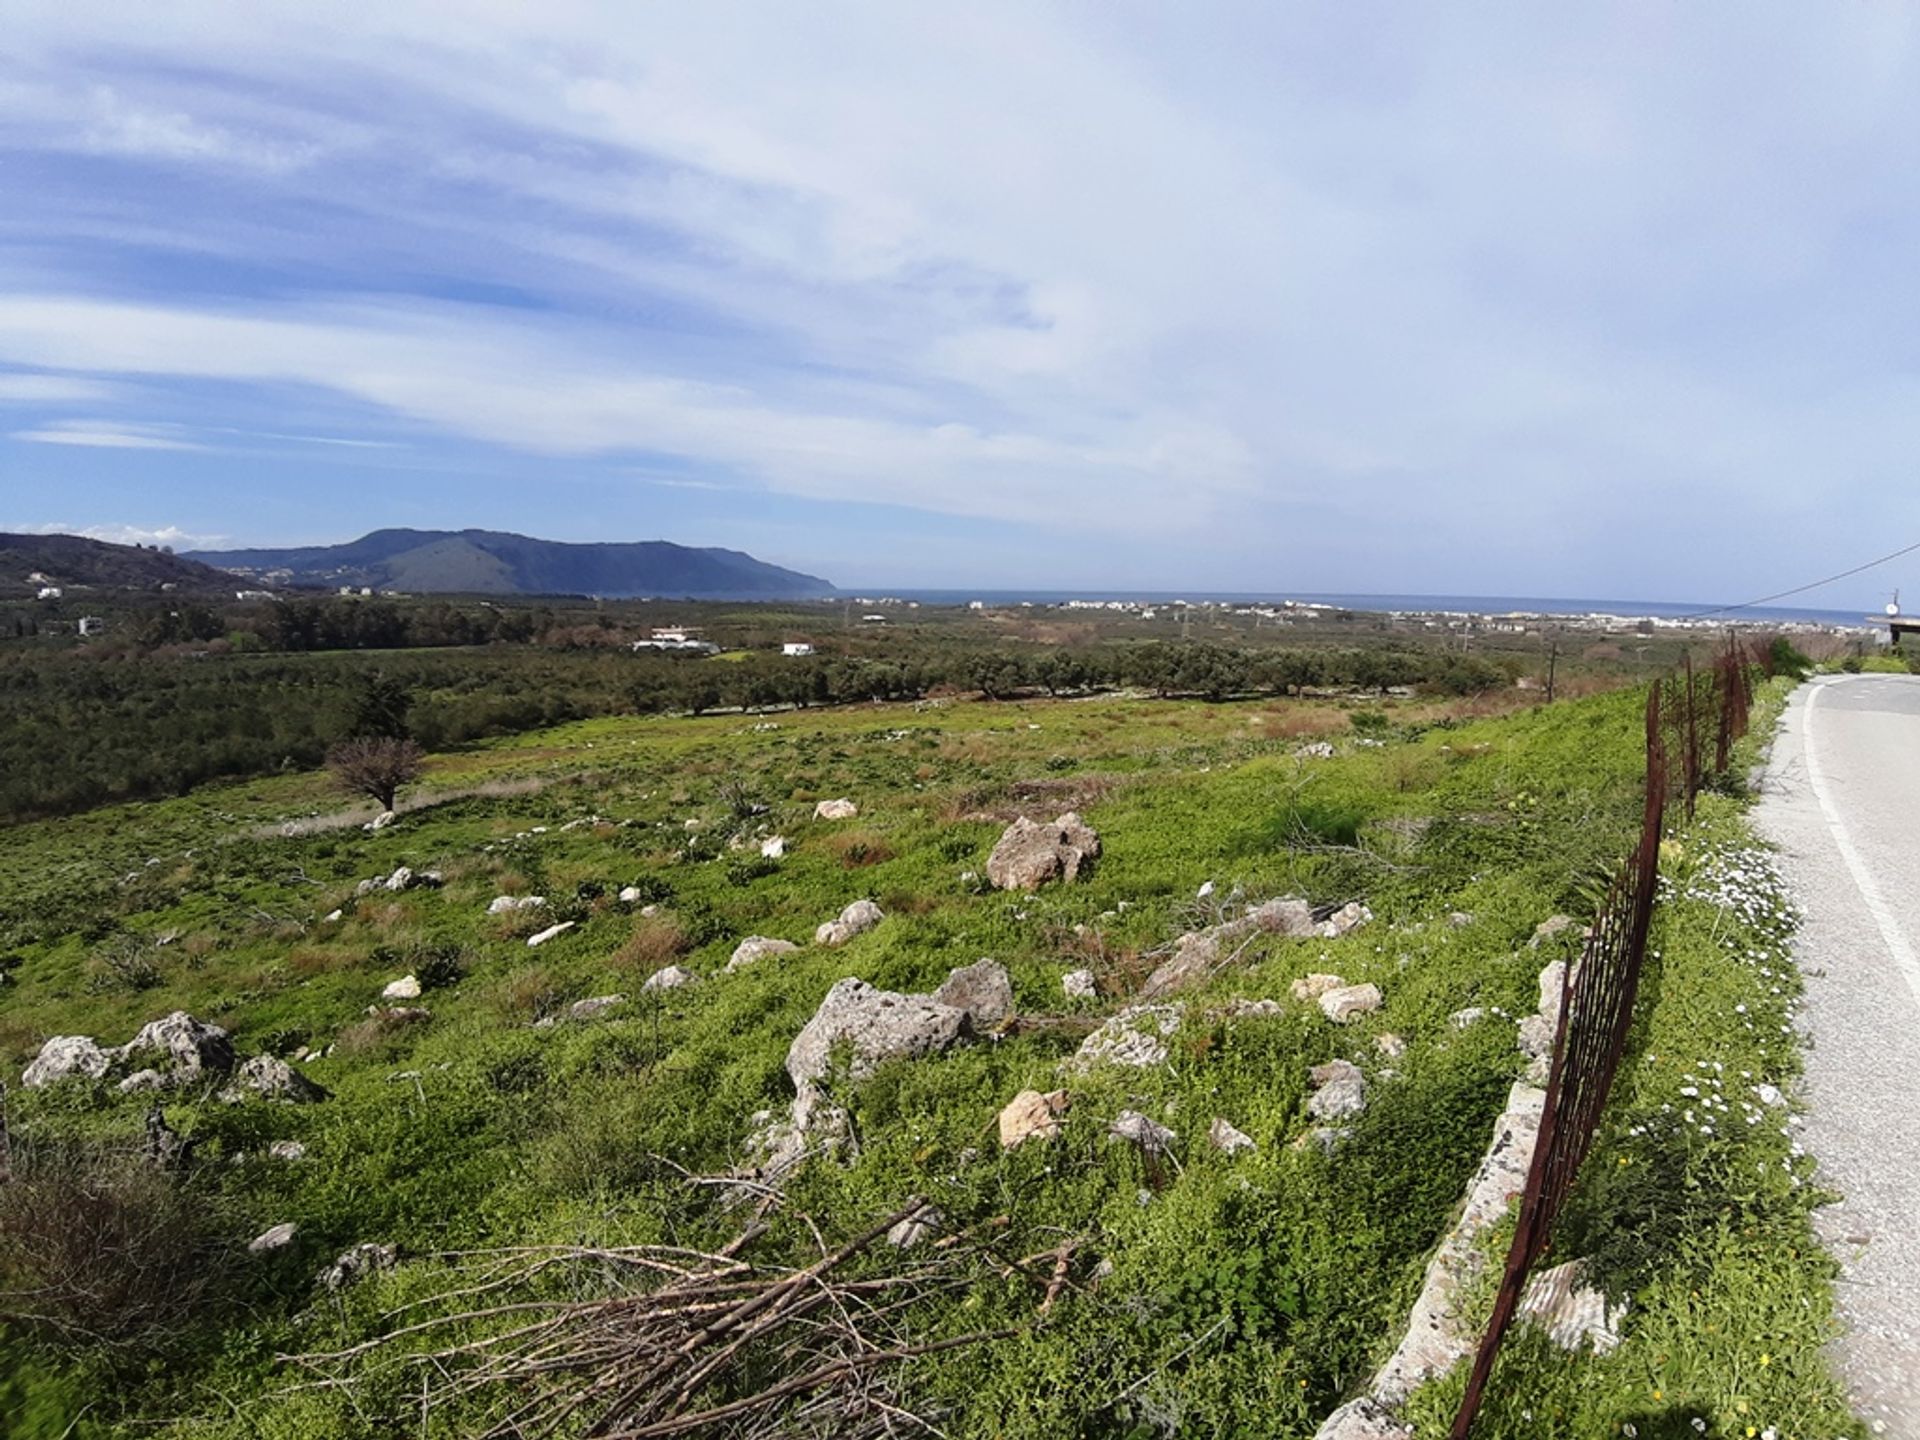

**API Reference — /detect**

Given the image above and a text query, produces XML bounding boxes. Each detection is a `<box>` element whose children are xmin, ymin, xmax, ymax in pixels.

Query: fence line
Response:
<box><xmin>1449</xmin><ymin>642</ymin><xmax>1755</xmax><ymax>1437</ymax></box>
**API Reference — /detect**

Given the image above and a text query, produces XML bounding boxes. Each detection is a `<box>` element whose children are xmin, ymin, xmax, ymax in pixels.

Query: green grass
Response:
<box><xmin>0</xmin><ymin>680</ymin><xmax>1862</xmax><ymax>1438</ymax></box>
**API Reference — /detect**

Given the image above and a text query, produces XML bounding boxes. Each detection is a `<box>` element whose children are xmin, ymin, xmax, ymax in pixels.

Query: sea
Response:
<box><xmin>872</xmin><ymin>591</ymin><xmax>1878</xmax><ymax>629</ymax></box>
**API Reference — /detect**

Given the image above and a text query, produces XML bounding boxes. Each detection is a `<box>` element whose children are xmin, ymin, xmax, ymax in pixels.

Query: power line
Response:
<box><xmin>1679</xmin><ymin>536</ymin><xmax>1920</xmax><ymax>621</ymax></box>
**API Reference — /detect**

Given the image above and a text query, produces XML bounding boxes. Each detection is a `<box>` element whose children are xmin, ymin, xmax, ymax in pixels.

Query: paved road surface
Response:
<box><xmin>1755</xmin><ymin>674</ymin><xmax>1920</xmax><ymax>1437</ymax></box>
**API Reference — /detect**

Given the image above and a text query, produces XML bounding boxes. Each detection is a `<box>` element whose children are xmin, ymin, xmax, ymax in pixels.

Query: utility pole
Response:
<box><xmin>1545</xmin><ymin>639</ymin><xmax>1558</xmax><ymax>703</ymax></box>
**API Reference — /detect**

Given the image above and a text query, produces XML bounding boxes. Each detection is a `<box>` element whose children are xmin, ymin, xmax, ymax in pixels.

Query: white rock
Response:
<box><xmin>1062</xmin><ymin>968</ymin><xmax>1098</xmax><ymax>999</ymax></box>
<box><xmin>369</xmin><ymin>810</ymin><xmax>397</xmax><ymax>830</ymax></box>
<box><xmin>526</xmin><ymin>921</ymin><xmax>575</xmax><ymax>948</ymax></box>
<box><xmin>1318</xmin><ymin>901</ymin><xmax>1374</xmax><ymax>938</ymax></box>
<box><xmin>1307</xmin><ymin>1059</ymin><xmax>1368</xmax><ymax>1120</ymax></box>
<box><xmin>1197</xmin><ymin>880</ymin><xmax>1215</xmax><ymax>899</ymax></box>
<box><xmin>1291</xmin><ymin>972</ymin><xmax>1348</xmax><ymax>1002</ymax></box>
<box><xmin>383</xmin><ymin>866</ymin><xmax>414</xmax><ymax>892</ymax></box>
<box><xmin>1319</xmin><ymin>983</ymin><xmax>1383</xmax><ymax>1023</ymax></box>
<box><xmin>1449</xmin><ymin>1006</ymin><xmax>1487</xmax><ymax>1028</ymax></box>
<box><xmin>381</xmin><ymin>975</ymin><xmax>422</xmax><ymax>1001</ymax></box>
<box><xmin>814</xmin><ymin>898</ymin><xmax>884</xmax><ymax>946</ymax></box>
<box><xmin>268</xmin><ymin>1141</ymin><xmax>308</xmax><ymax>1162</ymax></box>
<box><xmin>21</xmin><ymin>1036</ymin><xmax>114</xmax><ymax>1088</ymax></box>
<box><xmin>249</xmin><ymin>1222</ymin><xmax>298</xmax><ymax>1254</ymax></box>
<box><xmin>1756</xmin><ymin>1082</ymin><xmax>1786</xmax><ymax>1108</ymax></box>
<box><xmin>565</xmin><ymin>994</ymin><xmax>626</xmax><ymax>1021</ymax></box>
<box><xmin>886</xmin><ymin>1209</ymin><xmax>943</xmax><ymax>1249</ymax></box>
<box><xmin>1070</xmin><ymin>1005</ymin><xmax>1182</xmax><ymax>1070</ymax></box>
<box><xmin>489</xmin><ymin>894</ymin><xmax>547</xmax><ymax>914</ymax></box>
<box><xmin>729</xmin><ymin>936</ymin><xmax>800</xmax><ymax>971</ymax></box>
<box><xmin>1374</xmin><ymin>1033</ymin><xmax>1408</xmax><ymax>1058</ymax></box>
<box><xmin>813</xmin><ymin>798</ymin><xmax>859</xmax><ymax>820</ymax></box>
<box><xmin>1517</xmin><ymin>1260</ymin><xmax>1626</xmax><ymax>1353</ymax></box>
<box><xmin>617</xmin><ymin>886</ymin><xmax>642</xmax><ymax>903</ymax></box>
<box><xmin>1209</xmin><ymin>1117</ymin><xmax>1256</xmax><ymax>1154</ymax></box>
<box><xmin>932</xmin><ymin>959</ymin><xmax>1014</xmax><ymax>1029</ymax></box>
<box><xmin>323</xmin><ymin>909</ymin><xmax>344</xmax><ymax>923</ymax></box>
<box><xmin>642</xmin><ymin>965</ymin><xmax>697</xmax><ymax>992</ymax></box>
<box><xmin>760</xmin><ymin>836</ymin><xmax>788</xmax><ymax>858</ymax></box>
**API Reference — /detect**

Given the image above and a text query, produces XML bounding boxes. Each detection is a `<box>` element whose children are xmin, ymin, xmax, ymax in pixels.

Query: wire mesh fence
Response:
<box><xmin>1449</xmin><ymin>647</ymin><xmax>1755</xmax><ymax>1438</ymax></box>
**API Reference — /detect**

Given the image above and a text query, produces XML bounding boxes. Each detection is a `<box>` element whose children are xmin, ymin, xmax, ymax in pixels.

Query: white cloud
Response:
<box><xmin>0</xmin><ymin>372</ymin><xmax>116</xmax><ymax>403</ymax></box>
<box><xmin>10</xmin><ymin>418</ymin><xmax>205</xmax><ymax>450</ymax></box>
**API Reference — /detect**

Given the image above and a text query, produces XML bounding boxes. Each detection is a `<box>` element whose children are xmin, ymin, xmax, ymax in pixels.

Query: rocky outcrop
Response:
<box><xmin>221</xmin><ymin>1055</ymin><xmax>328</xmax><ymax>1103</ymax></box>
<box><xmin>815</xmin><ymin>899</ymin><xmax>884</xmax><ymax>947</ymax></box>
<box><xmin>119</xmin><ymin>1011</ymin><xmax>235</xmax><ymax>1080</ymax></box>
<box><xmin>23</xmin><ymin>1012</ymin><xmax>235</xmax><ymax>1090</ymax></box>
<box><xmin>985</xmin><ymin>813</ymin><xmax>1100</xmax><ymax>891</ymax></box>
<box><xmin>22</xmin><ymin>1036</ymin><xmax>114</xmax><ymax>1088</ymax></box>
<box><xmin>729</xmin><ymin>936</ymin><xmax>800</xmax><ymax>971</ymax></box>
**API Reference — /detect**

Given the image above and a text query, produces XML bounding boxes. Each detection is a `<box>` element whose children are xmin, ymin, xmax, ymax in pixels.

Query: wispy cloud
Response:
<box><xmin>0</xmin><ymin>372</ymin><xmax>117</xmax><ymax>403</ymax></box>
<box><xmin>10</xmin><ymin>418</ymin><xmax>206</xmax><ymax>451</ymax></box>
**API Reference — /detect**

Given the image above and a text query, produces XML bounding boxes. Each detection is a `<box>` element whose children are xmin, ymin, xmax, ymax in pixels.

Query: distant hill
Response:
<box><xmin>0</xmin><ymin>533</ymin><xmax>237</xmax><ymax>592</ymax></box>
<box><xmin>187</xmin><ymin>529</ymin><xmax>836</xmax><ymax>600</ymax></box>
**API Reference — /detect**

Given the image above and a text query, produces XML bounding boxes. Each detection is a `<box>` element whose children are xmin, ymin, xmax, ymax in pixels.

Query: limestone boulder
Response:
<box><xmin>1209</xmin><ymin>1117</ymin><xmax>1256</xmax><ymax>1154</ymax></box>
<box><xmin>21</xmin><ymin>1036</ymin><xmax>113</xmax><ymax>1089</ymax></box>
<box><xmin>115</xmin><ymin>1011</ymin><xmax>235</xmax><ymax>1080</ymax></box>
<box><xmin>985</xmin><ymin>813</ymin><xmax>1101</xmax><ymax>891</ymax></box>
<box><xmin>813</xmin><ymin>798</ymin><xmax>859</xmax><ymax>820</ymax></box>
<box><xmin>1070</xmin><ymin>1005</ymin><xmax>1181</xmax><ymax>1070</ymax></box>
<box><xmin>642</xmin><ymin>965</ymin><xmax>698</xmax><ymax>992</ymax></box>
<box><xmin>786</xmin><ymin>979</ymin><xmax>971</xmax><ymax>1096</ymax></box>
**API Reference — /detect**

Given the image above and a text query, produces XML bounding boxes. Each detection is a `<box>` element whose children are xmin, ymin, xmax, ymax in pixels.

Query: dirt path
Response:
<box><xmin>1754</xmin><ymin>674</ymin><xmax>1920</xmax><ymax>1437</ymax></box>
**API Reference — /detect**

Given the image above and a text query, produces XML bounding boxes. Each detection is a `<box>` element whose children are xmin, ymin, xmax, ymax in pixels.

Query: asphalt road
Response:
<box><xmin>1755</xmin><ymin>674</ymin><xmax>1920</xmax><ymax>1437</ymax></box>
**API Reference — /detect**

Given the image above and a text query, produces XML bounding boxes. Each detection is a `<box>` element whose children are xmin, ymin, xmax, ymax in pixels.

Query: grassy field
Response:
<box><xmin>0</xmin><ymin>679</ymin><xmax>1863</xmax><ymax>1438</ymax></box>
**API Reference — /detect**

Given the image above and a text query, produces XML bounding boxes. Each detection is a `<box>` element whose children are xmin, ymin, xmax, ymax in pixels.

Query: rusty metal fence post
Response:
<box><xmin>1449</xmin><ymin>657</ymin><xmax>1755</xmax><ymax>1437</ymax></box>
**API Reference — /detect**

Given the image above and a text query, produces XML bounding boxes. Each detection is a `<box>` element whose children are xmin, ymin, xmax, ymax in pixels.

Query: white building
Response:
<box><xmin>77</xmin><ymin>616</ymin><xmax>105</xmax><ymax>637</ymax></box>
<box><xmin>36</xmin><ymin>586</ymin><xmax>62</xmax><ymax>600</ymax></box>
<box><xmin>781</xmin><ymin>642</ymin><xmax>815</xmax><ymax>657</ymax></box>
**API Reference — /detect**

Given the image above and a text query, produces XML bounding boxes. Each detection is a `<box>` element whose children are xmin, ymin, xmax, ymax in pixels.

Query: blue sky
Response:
<box><xmin>2</xmin><ymin>3</ymin><xmax>1918</xmax><ymax>605</ymax></box>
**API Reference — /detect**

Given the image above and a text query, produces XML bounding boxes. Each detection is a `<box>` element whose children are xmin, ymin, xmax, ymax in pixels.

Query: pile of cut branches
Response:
<box><xmin>285</xmin><ymin>1197</ymin><xmax>1039</xmax><ymax>1439</ymax></box>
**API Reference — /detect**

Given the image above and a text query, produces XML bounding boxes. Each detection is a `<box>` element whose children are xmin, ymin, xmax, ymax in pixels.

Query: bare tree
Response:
<box><xmin>326</xmin><ymin>735</ymin><xmax>425</xmax><ymax>813</ymax></box>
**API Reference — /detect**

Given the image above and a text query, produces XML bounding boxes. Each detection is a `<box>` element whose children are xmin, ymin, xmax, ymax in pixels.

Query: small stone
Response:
<box><xmin>1209</xmin><ymin>1117</ymin><xmax>1256</xmax><ymax>1154</ymax></box>
<box><xmin>381</xmin><ymin>975</ymin><xmax>422</xmax><ymax>1001</ymax></box>
<box><xmin>760</xmin><ymin>836</ymin><xmax>788</xmax><ymax>858</ymax></box>
<box><xmin>383</xmin><ymin>866</ymin><xmax>414</xmax><ymax>892</ymax></box>
<box><xmin>490</xmin><ymin>895</ymin><xmax>546</xmax><ymax>914</ymax></box>
<box><xmin>117</xmin><ymin>1069</ymin><xmax>167</xmax><ymax>1094</ymax></box>
<box><xmin>999</xmin><ymin>1089</ymin><xmax>1070</xmax><ymax>1148</ymax></box>
<box><xmin>886</xmin><ymin>1209</ymin><xmax>942</xmax><ymax>1249</ymax></box>
<box><xmin>1062</xmin><ymin>968</ymin><xmax>1098</xmax><ymax>999</ymax></box>
<box><xmin>642</xmin><ymin>965</ymin><xmax>697</xmax><ymax>992</ymax></box>
<box><xmin>1374</xmin><ymin>1032</ymin><xmax>1407</xmax><ymax>1058</ymax></box>
<box><xmin>1756</xmin><ymin>1083</ymin><xmax>1786</xmax><ymax>1108</ymax></box>
<box><xmin>1529</xmin><ymin>915</ymin><xmax>1580</xmax><ymax>948</ymax></box>
<box><xmin>323</xmin><ymin>909</ymin><xmax>344</xmax><ymax>923</ymax></box>
<box><xmin>1307</xmin><ymin>1059</ymin><xmax>1368</xmax><ymax>1120</ymax></box>
<box><xmin>526</xmin><ymin>921</ymin><xmax>576</xmax><ymax>948</ymax></box>
<box><xmin>317</xmin><ymin>1242</ymin><xmax>397</xmax><ymax>1292</ymax></box>
<box><xmin>249</xmin><ymin>1222</ymin><xmax>298</xmax><ymax>1254</ymax></box>
<box><xmin>1070</xmin><ymin>1005</ymin><xmax>1182</xmax><ymax>1070</ymax></box>
<box><xmin>813</xmin><ymin>798</ymin><xmax>859</xmax><ymax>820</ymax></box>
<box><xmin>814</xmin><ymin>898</ymin><xmax>884</xmax><ymax>946</ymax></box>
<box><xmin>1291</xmin><ymin>972</ymin><xmax>1347</xmax><ymax>1002</ymax></box>
<box><xmin>268</xmin><ymin>1140</ymin><xmax>308</xmax><ymax>1162</ymax></box>
<box><xmin>566</xmin><ymin>994</ymin><xmax>626</xmax><ymax>1021</ymax></box>
<box><xmin>729</xmin><ymin>936</ymin><xmax>800</xmax><ymax>971</ymax></box>
<box><xmin>1109</xmin><ymin>1109</ymin><xmax>1176</xmax><ymax>1158</ymax></box>
<box><xmin>1447</xmin><ymin>911</ymin><xmax>1474</xmax><ymax>928</ymax></box>
<box><xmin>617</xmin><ymin>886</ymin><xmax>642</xmax><ymax>903</ymax></box>
<box><xmin>1449</xmin><ymin>1006</ymin><xmax>1487</xmax><ymax>1028</ymax></box>
<box><xmin>220</xmin><ymin>1054</ymin><xmax>329</xmax><ymax>1103</ymax></box>
<box><xmin>1317</xmin><ymin>901</ymin><xmax>1373</xmax><ymax>938</ymax></box>
<box><xmin>1319</xmin><ymin>983</ymin><xmax>1383</xmax><ymax>1023</ymax></box>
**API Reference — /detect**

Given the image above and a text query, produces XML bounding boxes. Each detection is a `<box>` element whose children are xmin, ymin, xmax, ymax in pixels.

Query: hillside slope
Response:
<box><xmin>0</xmin><ymin>533</ymin><xmax>237</xmax><ymax>592</ymax></box>
<box><xmin>188</xmin><ymin>528</ymin><xmax>835</xmax><ymax>599</ymax></box>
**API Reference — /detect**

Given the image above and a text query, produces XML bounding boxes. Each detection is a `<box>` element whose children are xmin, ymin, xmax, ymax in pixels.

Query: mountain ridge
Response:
<box><xmin>187</xmin><ymin>528</ymin><xmax>835</xmax><ymax>599</ymax></box>
<box><xmin>0</xmin><ymin>533</ymin><xmax>238</xmax><ymax>592</ymax></box>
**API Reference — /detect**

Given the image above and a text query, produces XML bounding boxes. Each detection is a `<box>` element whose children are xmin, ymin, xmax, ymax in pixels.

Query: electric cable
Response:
<box><xmin>1680</xmin><ymin>536</ymin><xmax>1920</xmax><ymax>620</ymax></box>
